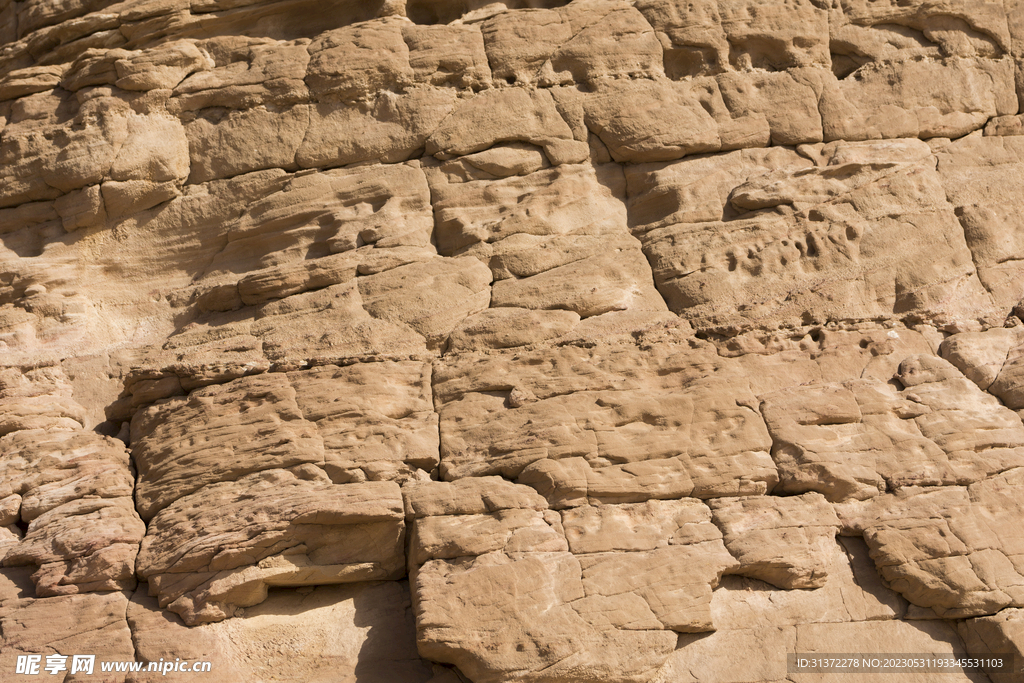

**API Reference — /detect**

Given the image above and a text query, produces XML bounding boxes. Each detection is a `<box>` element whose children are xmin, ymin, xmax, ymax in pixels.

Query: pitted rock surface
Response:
<box><xmin>2</xmin><ymin>1</ymin><xmax>1024</xmax><ymax>682</ymax></box>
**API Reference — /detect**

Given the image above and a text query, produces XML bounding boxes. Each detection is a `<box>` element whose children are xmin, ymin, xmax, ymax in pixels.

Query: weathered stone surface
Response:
<box><xmin>0</xmin><ymin>367</ymin><xmax>144</xmax><ymax>600</ymax></box>
<box><xmin>4</xmin><ymin>0</ymin><xmax>1024</xmax><ymax>681</ymax></box>
<box><xmin>936</xmin><ymin>135</ymin><xmax>1024</xmax><ymax>314</ymax></box>
<box><xmin>837</xmin><ymin>468</ymin><xmax>1024</xmax><ymax>618</ymax></box>
<box><xmin>0</xmin><ymin>579</ymin><xmax>136</xmax><ymax>680</ymax></box>
<box><xmin>137</xmin><ymin>470</ymin><xmax>405</xmax><ymax>625</ymax></box>
<box><xmin>958</xmin><ymin>608</ymin><xmax>1024</xmax><ymax>683</ymax></box>
<box><xmin>709</xmin><ymin>493</ymin><xmax>840</xmax><ymax>589</ymax></box>
<box><xmin>287</xmin><ymin>361</ymin><xmax>438</xmax><ymax>481</ymax></box>
<box><xmin>434</xmin><ymin>343</ymin><xmax>777</xmax><ymax>499</ymax></box>
<box><xmin>791</xmin><ymin>619</ymin><xmax>991</xmax><ymax>683</ymax></box>
<box><xmin>408</xmin><ymin>480</ymin><xmax>734</xmax><ymax>683</ymax></box>
<box><xmin>760</xmin><ymin>355</ymin><xmax>1024</xmax><ymax>502</ymax></box>
<box><xmin>130</xmin><ymin>372</ymin><xmax>326</xmax><ymax>520</ymax></box>
<box><xmin>403</xmin><ymin>475</ymin><xmax>548</xmax><ymax>520</ymax></box>
<box><xmin>628</xmin><ymin>139</ymin><xmax>995</xmax><ymax>330</ymax></box>
<box><xmin>826</xmin><ymin>0</ymin><xmax>1017</xmax><ymax>141</ymax></box>
<box><xmin>126</xmin><ymin>580</ymin><xmax>438</xmax><ymax>683</ymax></box>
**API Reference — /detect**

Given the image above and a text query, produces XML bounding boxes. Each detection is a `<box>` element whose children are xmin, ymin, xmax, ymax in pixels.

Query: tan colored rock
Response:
<box><xmin>53</xmin><ymin>184</ymin><xmax>106</xmax><ymax>232</ymax></box>
<box><xmin>438</xmin><ymin>142</ymin><xmax>549</xmax><ymax>181</ymax></box>
<box><xmin>401</xmin><ymin>475</ymin><xmax>544</xmax><ymax>519</ymax></box>
<box><xmin>0</xmin><ymin>430</ymin><xmax>134</xmax><ymax>520</ymax></box>
<box><xmin>489</xmin><ymin>248</ymin><xmax>666</xmax><ymax>318</ymax></box>
<box><xmin>109</xmin><ymin>112</ymin><xmax>189</xmax><ymax>183</ymax></box>
<box><xmin>520</xmin><ymin>456</ymin><xmax>694</xmax><ymax>509</ymax></box>
<box><xmin>709</xmin><ymin>493</ymin><xmax>840</xmax><ymax>589</ymax></box>
<box><xmin>940</xmin><ymin>328</ymin><xmax>1023</xmax><ymax>391</ymax></box>
<box><xmin>826</xmin><ymin>0</ymin><xmax>1017</xmax><ymax>140</ymax></box>
<box><xmin>297</xmin><ymin>88</ymin><xmax>457</xmax><ymax>169</ymax></box>
<box><xmin>429</xmin><ymin>162</ymin><xmax>666</xmax><ymax>337</ymax></box>
<box><xmin>430</xmin><ymin>163</ymin><xmax>625</xmax><ymax>256</ymax></box>
<box><xmin>173</xmin><ymin>37</ymin><xmax>310</xmax><ymax>109</ymax></box>
<box><xmin>114</xmin><ymin>40</ymin><xmax>213</xmax><ymax>91</ymax></box>
<box><xmin>0</xmin><ymin>394</ymin><xmax>85</xmax><ymax>435</ymax></box>
<box><xmin>0</xmin><ymin>95</ymin><xmax>130</xmax><ymax>208</ymax></box>
<box><xmin>425</xmin><ymin>87</ymin><xmax>576</xmax><ymax>161</ymax></box>
<box><xmin>202</xmin><ymin>163</ymin><xmax>435</xmax><ymax>286</ymax></box>
<box><xmin>0</xmin><ymin>369</ymin><xmax>143</xmax><ymax>600</ymax></box>
<box><xmin>415</xmin><ymin>551</ymin><xmax>677</xmax><ymax>683</ymax></box>
<box><xmin>410</xmin><ymin>508</ymin><xmax>568</xmax><ymax>565</ymax></box>
<box><xmin>4</xmin><ymin>1</ymin><xmax>1024</xmax><ymax>681</ymax></box>
<box><xmin>583</xmin><ymin>79</ymin><xmax>722</xmax><ymax>163</ymax></box>
<box><xmin>248</xmin><ymin>281</ymin><xmax>429</xmax><ymax>360</ymax></box>
<box><xmin>986</xmin><ymin>114</ymin><xmax>1024</xmax><ymax>136</ymax></box>
<box><xmin>129</xmin><ymin>372</ymin><xmax>326</xmax><ymax>520</ymax></box>
<box><xmin>576</xmin><ymin>541</ymin><xmax>737</xmax><ymax>633</ymax></box>
<box><xmin>652</xmin><ymin>624</ymin><xmax>796</xmax><ymax>683</ymax></box>
<box><xmin>936</xmin><ymin>135</ymin><xmax>1024</xmax><ymax>313</ymax></box>
<box><xmin>792</xmin><ymin>619</ymin><xmax>990</xmax><ymax>683</ymax></box>
<box><xmin>630</xmin><ymin>139</ymin><xmax>994</xmax><ymax>329</ymax></box>
<box><xmin>709</xmin><ymin>536</ymin><xmax>907</xmax><ymax>632</ymax></box>
<box><xmin>448</xmin><ymin>308</ymin><xmax>581</xmax><ymax>351</ymax></box>
<box><xmin>185</xmin><ymin>104</ymin><xmax>308</xmax><ymax>183</ymax></box>
<box><xmin>137</xmin><ymin>470</ymin><xmax>405</xmax><ymax>624</ymax></box>
<box><xmin>409</xmin><ymin>482</ymin><xmax>739</xmax><ymax>681</ymax></box>
<box><xmin>434</xmin><ymin>343</ymin><xmax>778</xmax><ymax>502</ymax></box>
<box><xmin>287</xmin><ymin>361</ymin><xmax>438</xmax><ymax>480</ymax></box>
<box><xmin>478</xmin><ymin>2</ymin><xmax>667</xmax><ymax>88</ymax></box>
<box><xmin>305</xmin><ymin>19</ymin><xmax>412</xmax><ymax>102</ymax></box>
<box><xmin>0</xmin><ymin>586</ymin><xmax>135</xmax><ymax>680</ymax></box>
<box><xmin>544</xmin><ymin>4</ymin><xmax>665</xmax><ymax>85</ymax></box>
<box><xmin>403</xmin><ymin>23</ymin><xmax>491</xmax><ymax>90</ymax></box>
<box><xmin>0</xmin><ymin>65</ymin><xmax>64</xmax><ymax>100</ymax></box>
<box><xmin>626</xmin><ymin>146</ymin><xmax>812</xmax><ymax>227</ymax></box>
<box><xmin>561</xmin><ymin>498</ymin><xmax>718</xmax><ymax>554</ymax></box>
<box><xmin>358</xmin><ymin>257</ymin><xmax>492</xmax><ymax>349</ymax></box>
<box><xmin>761</xmin><ymin>356</ymin><xmax>1024</xmax><ymax>502</ymax></box>
<box><xmin>958</xmin><ymin>608</ymin><xmax>1024</xmax><ymax>683</ymax></box>
<box><xmin>127</xmin><ymin>581</ymin><xmax>437</xmax><ymax>683</ymax></box>
<box><xmin>837</xmin><ymin>468</ymin><xmax>1024</xmax><ymax>618</ymax></box>
<box><xmin>990</xmin><ymin>341</ymin><xmax>1024</xmax><ymax>412</ymax></box>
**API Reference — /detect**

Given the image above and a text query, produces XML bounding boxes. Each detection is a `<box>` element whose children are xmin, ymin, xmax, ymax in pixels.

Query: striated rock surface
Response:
<box><xmin>3</xmin><ymin>0</ymin><xmax>1024</xmax><ymax>681</ymax></box>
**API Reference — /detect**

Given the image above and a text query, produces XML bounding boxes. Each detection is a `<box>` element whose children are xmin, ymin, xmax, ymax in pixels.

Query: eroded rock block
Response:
<box><xmin>130</xmin><ymin>372</ymin><xmax>325</xmax><ymax>520</ymax></box>
<box><xmin>407</xmin><ymin>480</ymin><xmax>735</xmax><ymax>683</ymax></box>
<box><xmin>0</xmin><ymin>584</ymin><xmax>135</xmax><ymax>679</ymax></box>
<box><xmin>958</xmin><ymin>608</ymin><xmax>1024</xmax><ymax>683</ymax></box>
<box><xmin>936</xmin><ymin>135</ymin><xmax>1024</xmax><ymax>314</ymax></box>
<box><xmin>838</xmin><ymin>468</ymin><xmax>1024</xmax><ymax>618</ymax></box>
<box><xmin>709</xmin><ymin>492</ymin><xmax>840</xmax><ymax>589</ymax></box>
<box><xmin>434</xmin><ymin>344</ymin><xmax>777</xmax><ymax>501</ymax></box>
<box><xmin>627</xmin><ymin>139</ymin><xmax>994</xmax><ymax>330</ymax></box>
<box><xmin>761</xmin><ymin>356</ymin><xmax>1024</xmax><ymax>502</ymax></box>
<box><xmin>127</xmin><ymin>581</ymin><xmax>437</xmax><ymax>683</ymax></box>
<box><xmin>287</xmin><ymin>361</ymin><xmax>438</xmax><ymax>481</ymax></box>
<box><xmin>137</xmin><ymin>470</ymin><xmax>405</xmax><ymax>625</ymax></box>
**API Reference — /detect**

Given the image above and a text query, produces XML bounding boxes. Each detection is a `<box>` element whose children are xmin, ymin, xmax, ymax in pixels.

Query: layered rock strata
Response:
<box><xmin>2</xmin><ymin>0</ymin><xmax>1024</xmax><ymax>682</ymax></box>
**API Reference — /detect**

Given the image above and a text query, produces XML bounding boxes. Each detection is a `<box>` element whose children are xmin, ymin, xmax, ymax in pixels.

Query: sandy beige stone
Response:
<box><xmin>137</xmin><ymin>470</ymin><xmax>405</xmax><ymax>624</ymax></box>
<box><xmin>127</xmin><ymin>581</ymin><xmax>437</xmax><ymax>683</ymax></box>
<box><xmin>2</xmin><ymin>1</ymin><xmax>1024</xmax><ymax>681</ymax></box>
<box><xmin>709</xmin><ymin>493</ymin><xmax>840</xmax><ymax>589</ymax></box>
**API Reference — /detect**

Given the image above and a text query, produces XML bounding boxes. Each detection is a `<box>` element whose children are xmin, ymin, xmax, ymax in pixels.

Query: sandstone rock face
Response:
<box><xmin>3</xmin><ymin>0</ymin><xmax>1024</xmax><ymax>682</ymax></box>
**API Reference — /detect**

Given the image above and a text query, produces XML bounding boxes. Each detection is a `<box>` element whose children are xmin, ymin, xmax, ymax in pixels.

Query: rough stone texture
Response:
<box><xmin>2</xmin><ymin>0</ymin><xmax>1024</xmax><ymax>681</ymax></box>
<box><xmin>408</xmin><ymin>479</ymin><xmax>730</xmax><ymax>682</ymax></box>
<box><xmin>126</xmin><ymin>580</ymin><xmax>440</xmax><ymax>683</ymax></box>
<box><xmin>137</xmin><ymin>471</ymin><xmax>406</xmax><ymax>625</ymax></box>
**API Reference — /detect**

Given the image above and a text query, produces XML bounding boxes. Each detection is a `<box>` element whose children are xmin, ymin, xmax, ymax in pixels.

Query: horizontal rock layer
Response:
<box><xmin>3</xmin><ymin>0</ymin><xmax>1024</xmax><ymax>682</ymax></box>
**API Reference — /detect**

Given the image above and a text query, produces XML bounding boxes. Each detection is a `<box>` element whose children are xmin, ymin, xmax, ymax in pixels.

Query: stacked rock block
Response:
<box><xmin>3</xmin><ymin>0</ymin><xmax>1024</xmax><ymax>681</ymax></box>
